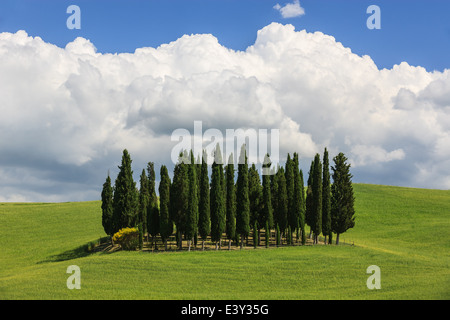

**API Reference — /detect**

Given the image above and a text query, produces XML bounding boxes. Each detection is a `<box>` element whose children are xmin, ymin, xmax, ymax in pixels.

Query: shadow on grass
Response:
<box><xmin>38</xmin><ymin>237</ymin><xmax>114</xmax><ymax>263</ymax></box>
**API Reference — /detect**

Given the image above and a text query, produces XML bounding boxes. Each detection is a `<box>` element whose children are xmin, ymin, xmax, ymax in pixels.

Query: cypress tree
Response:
<box><xmin>186</xmin><ymin>151</ymin><xmax>199</xmax><ymax>251</ymax></box>
<box><xmin>299</xmin><ymin>169</ymin><xmax>306</xmax><ymax>245</ymax></box>
<box><xmin>147</xmin><ymin>162</ymin><xmax>159</xmax><ymax>248</ymax></box>
<box><xmin>293</xmin><ymin>153</ymin><xmax>302</xmax><ymax>243</ymax></box>
<box><xmin>210</xmin><ymin>144</ymin><xmax>225</xmax><ymax>250</ymax></box>
<box><xmin>138</xmin><ymin>169</ymin><xmax>149</xmax><ymax>236</ymax></box>
<box><xmin>322</xmin><ymin>148</ymin><xmax>332</xmax><ymax>244</ymax></box>
<box><xmin>236</xmin><ymin>144</ymin><xmax>250</xmax><ymax>249</ymax></box>
<box><xmin>276</xmin><ymin>167</ymin><xmax>288</xmax><ymax>239</ymax></box>
<box><xmin>171</xmin><ymin>151</ymin><xmax>190</xmax><ymax>249</ymax></box>
<box><xmin>225</xmin><ymin>153</ymin><xmax>236</xmax><ymax>250</ymax></box>
<box><xmin>159</xmin><ymin>165</ymin><xmax>172</xmax><ymax>250</ymax></box>
<box><xmin>248</xmin><ymin>163</ymin><xmax>262</xmax><ymax>243</ymax></box>
<box><xmin>101</xmin><ymin>174</ymin><xmax>114</xmax><ymax>237</ymax></box>
<box><xmin>261</xmin><ymin>154</ymin><xmax>274</xmax><ymax>230</ymax></box>
<box><xmin>270</xmin><ymin>165</ymin><xmax>279</xmax><ymax>233</ymax></box>
<box><xmin>285</xmin><ymin>154</ymin><xmax>296</xmax><ymax>241</ymax></box>
<box><xmin>305</xmin><ymin>159</ymin><xmax>315</xmax><ymax>239</ymax></box>
<box><xmin>312</xmin><ymin>153</ymin><xmax>322</xmax><ymax>244</ymax></box>
<box><xmin>331</xmin><ymin>152</ymin><xmax>356</xmax><ymax>245</ymax></box>
<box><xmin>112</xmin><ymin>149</ymin><xmax>137</xmax><ymax>234</ymax></box>
<box><xmin>198</xmin><ymin>150</ymin><xmax>211</xmax><ymax>251</ymax></box>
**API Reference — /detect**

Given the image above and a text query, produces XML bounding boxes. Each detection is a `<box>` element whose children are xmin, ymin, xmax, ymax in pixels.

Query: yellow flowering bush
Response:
<box><xmin>112</xmin><ymin>227</ymin><xmax>139</xmax><ymax>250</ymax></box>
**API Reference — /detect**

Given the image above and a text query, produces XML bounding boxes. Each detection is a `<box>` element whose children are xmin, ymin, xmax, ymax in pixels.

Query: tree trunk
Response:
<box><xmin>324</xmin><ymin>235</ymin><xmax>327</xmax><ymax>245</ymax></box>
<box><xmin>336</xmin><ymin>233</ymin><xmax>340</xmax><ymax>245</ymax></box>
<box><xmin>178</xmin><ymin>230</ymin><xmax>182</xmax><ymax>250</ymax></box>
<box><xmin>215</xmin><ymin>242</ymin><xmax>218</xmax><ymax>251</ymax></box>
<box><xmin>188</xmin><ymin>239</ymin><xmax>191</xmax><ymax>252</ymax></box>
<box><xmin>152</xmin><ymin>235</ymin><xmax>157</xmax><ymax>250</ymax></box>
<box><xmin>164</xmin><ymin>239</ymin><xmax>168</xmax><ymax>251</ymax></box>
<box><xmin>240</xmin><ymin>234</ymin><xmax>244</xmax><ymax>250</ymax></box>
<box><xmin>228</xmin><ymin>239</ymin><xmax>231</xmax><ymax>250</ymax></box>
<box><xmin>202</xmin><ymin>239</ymin><xmax>205</xmax><ymax>251</ymax></box>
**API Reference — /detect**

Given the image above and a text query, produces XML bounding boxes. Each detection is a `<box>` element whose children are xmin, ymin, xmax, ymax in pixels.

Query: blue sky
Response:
<box><xmin>1</xmin><ymin>0</ymin><xmax>449</xmax><ymax>71</ymax></box>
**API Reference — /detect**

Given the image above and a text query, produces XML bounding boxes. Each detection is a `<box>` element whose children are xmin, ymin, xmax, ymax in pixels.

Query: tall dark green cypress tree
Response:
<box><xmin>312</xmin><ymin>153</ymin><xmax>322</xmax><ymax>244</ymax></box>
<box><xmin>285</xmin><ymin>153</ymin><xmax>296</xmax><ymax>240</ymax></box>
<box><xmin>186</xmin><ymin>151</ymin><xmax>199</xmax><ymax>251</ymax></box>
<box><xmin>147</xmin><ymin>162</ymin><xmax>159</xmax><ymax>248</ymax></box>
<box><xmin>270</xmin><ymin>165</ymin><xmax>279</xmax><ymax>232</ymax></box>
<box><xmin>293</xmin><ymin>153</ymin><xmax>302</xmax><ymax>243</ymax></box>
<box><xmin>198</xmin><ymin>150</ymin><xmax>211</xmax><ymax>251</ymax></box>
<box><xmin>322</xmin><ymin>148</ymin><xmax>332</xmax><ymax>244</ymax></box>
<box><xmin>299</xmin><ymin>169</ymin><xmax>306</xmax><ymax>245</ymax></box>
<box><xmin>112</xmin><ymin>149</ymin><xmax>137</xmax><ymax>234</ymax></box>
<box><xmin>305</xmin><ymin>159</ymin><xmax>315</xmax><ymax>239</ymax></box>
<box><xmin>138</xmin><ymin>169</ymin><xmax>149</xmax><ymax>236</ymax></box>
<box><xmin>248</xmin><ymin>163</ymin><xmax>262</xmax><ymax>240</ymax></box>
<box><xmin>210</xmin><ymin>144</ymin><xmax>225</xmax><ymax>250</ymax></box>
<box><xmin>225</xmin><ymin>153</ymin><xmax>236</xmax><ymax>250</ymax></box>
<box><xmin>261</xmin><ymin>154</ymin><xmax>274</xmax><ymax>230</ymax></box>
<box><xmin>276</xmin><ymin>167</ymin><xmax>288</xmax><ymax>242</ymax></box>
<box><xmin>236</xmin><ymin>144</ymin><xmax>250</xmax><ymax>249</ymax></box>
<box><xmin>171</xmin><ymin>152</ymin><xmax>189</xmax><ymax>250</ymax></box>
<box><xmin>101</xmin><ymin>174</ymin><xmax>114</xmax><ymax>237</ymax></box>
<box><xmin>159</xmin><ymin>165</ymin><xmax>172</xmax><ymax>250</ymax></box>
<box><xmin>331</xmin><ymin>152</ymin><xmax>356</xmax><ymax>245</ymax></box>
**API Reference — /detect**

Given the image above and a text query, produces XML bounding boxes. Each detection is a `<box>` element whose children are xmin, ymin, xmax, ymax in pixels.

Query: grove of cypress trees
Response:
<box><xmin>225</xmin><ymin>153</ymin><xmax>236</xmax><ymax>250</ymax></box>
<box><xmin>322</xmin><ymin>148</ymin><xmax>332</xmax><ymax>244</ymax></box>
<box><xmin>331</xmin><ymin>152</ymin><xmax>356</xmax><ymax>245</ymax></box>
<box><xmin>101</xmin><ymin>174</ymin><xmax>114</xmax><ymax>237</ymax></box>
<box><xmin>112</xmin><ymin>149</ymin><xmax>137</xmax><ymax>234</ymax></box>
<box><xmin>159</xmin><ymin>165</ymin><xmax>172</xmax><ymax>251</ymax></box>
<box><xmin>236</xmin><ymin>144</ymin><xmax>250</xmax><ymax>249</ymax></box>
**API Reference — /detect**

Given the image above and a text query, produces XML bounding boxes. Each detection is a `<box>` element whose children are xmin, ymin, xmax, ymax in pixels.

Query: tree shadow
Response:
<box><xmin>38</xmin><ymin>237</ymin><xmax>115</xmax><ymax>264</ymax></box>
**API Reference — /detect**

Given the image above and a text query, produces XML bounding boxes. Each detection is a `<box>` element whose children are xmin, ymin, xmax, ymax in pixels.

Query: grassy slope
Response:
<box><xmin>0</xmin><ymin>184</ymin><xmax>449</xmax><ymax>300</ymax></box>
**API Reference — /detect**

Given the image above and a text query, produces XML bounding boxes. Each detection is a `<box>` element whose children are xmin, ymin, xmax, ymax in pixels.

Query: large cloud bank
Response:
<box><xmin>0</xmin><ymin>23</ymin><xmax>449</xmax><ymax>201</ymax></box>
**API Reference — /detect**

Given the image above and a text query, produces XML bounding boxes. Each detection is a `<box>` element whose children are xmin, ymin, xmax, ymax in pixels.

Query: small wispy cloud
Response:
<box><xmin>273</xmin><ymin>0</ymin><xmax>305</xmax><ymax>18</ymax></box>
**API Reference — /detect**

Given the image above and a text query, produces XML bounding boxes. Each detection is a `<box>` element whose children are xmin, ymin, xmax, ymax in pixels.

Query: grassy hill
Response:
<box><xmin>0</xmin><ymin>184</ymin><xmax>449</xmax><ymax>299</ymax></box>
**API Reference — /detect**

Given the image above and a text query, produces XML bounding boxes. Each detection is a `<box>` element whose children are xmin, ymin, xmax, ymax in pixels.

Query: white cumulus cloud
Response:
<box><xmin>274</xmin><ymin>0</ymin><xmax>305</xmax><ymax>18</ymax></box>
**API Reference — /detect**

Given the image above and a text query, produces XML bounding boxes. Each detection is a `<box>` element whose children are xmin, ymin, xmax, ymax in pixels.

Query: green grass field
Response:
<box><xmin>0</xmin><ymin>184</ymin><xmax>449</xmax><ymax>299</ymax></box>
